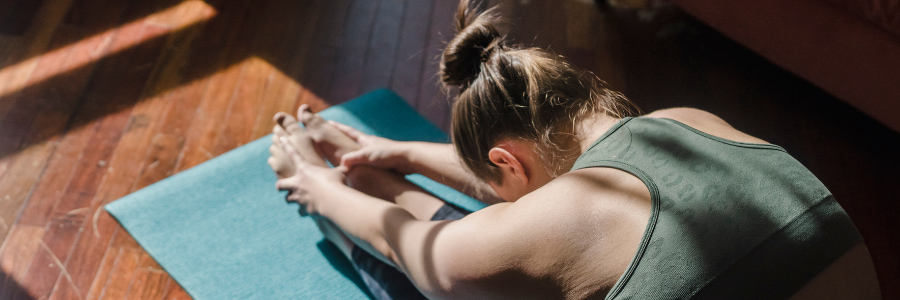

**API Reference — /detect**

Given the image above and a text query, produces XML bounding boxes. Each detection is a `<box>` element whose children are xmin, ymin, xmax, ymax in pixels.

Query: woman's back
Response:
<box><xmin>544</xmin><ymin>109</ymin><xmax>880</xmax><ymax>299</ymax></box>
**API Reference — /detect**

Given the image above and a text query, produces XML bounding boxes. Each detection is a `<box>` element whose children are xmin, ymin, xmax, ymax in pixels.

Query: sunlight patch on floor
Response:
<box><xmin>0</xmin><ymin>0</ymin><xmax>217</xmax><ymax>100</ymax></box>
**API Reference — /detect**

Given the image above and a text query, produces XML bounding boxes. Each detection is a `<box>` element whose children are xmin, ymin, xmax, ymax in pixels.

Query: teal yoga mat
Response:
<box><xmin>106</xmin><ymin>89</ymin><xmax>487</xmax><ymax>299</ymax></box>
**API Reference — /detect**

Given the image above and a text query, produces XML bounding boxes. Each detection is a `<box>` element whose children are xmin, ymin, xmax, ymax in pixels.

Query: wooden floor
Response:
<box><xmin>0</xmin><ymin>0</ymin><xmax>896</xmax><ymax>299</ymax></box>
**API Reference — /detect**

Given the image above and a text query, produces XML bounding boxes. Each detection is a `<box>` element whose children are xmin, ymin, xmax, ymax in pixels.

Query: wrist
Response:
<box><xmin>399</xmin><ymin>142</ymin><xmax>429</xmax><ymax>174</ymax></box>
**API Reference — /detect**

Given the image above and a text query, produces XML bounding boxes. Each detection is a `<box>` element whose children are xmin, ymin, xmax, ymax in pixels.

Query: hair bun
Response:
<box><xmin>440</xmin><ymin>1</ymin><xmax>503</xmax><ymax>87</ymax></box>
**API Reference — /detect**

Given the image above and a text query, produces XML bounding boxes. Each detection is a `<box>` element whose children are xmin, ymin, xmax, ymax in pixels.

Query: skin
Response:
<box><xmin>270</xmin><ymin>106</ymin><xmax>881</xmax><ymax>299</ymax></box>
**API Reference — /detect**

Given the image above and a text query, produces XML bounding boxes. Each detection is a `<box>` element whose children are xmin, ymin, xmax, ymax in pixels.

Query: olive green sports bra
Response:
<box><xmin>571</xmin><ymin>117</ymin><xmax>862</xmax><ymax>299</ymax></box>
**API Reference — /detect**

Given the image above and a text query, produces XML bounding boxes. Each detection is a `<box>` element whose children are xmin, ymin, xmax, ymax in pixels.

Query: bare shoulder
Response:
<box><xmin>646</xmin><ymin>107</ymin><xmax>769</xmax><ymax>144</ymax></box>
<box><xmin>432</xmin><ymin>168</ymin><xmax>651</xmax><ymax>298</ymax></box>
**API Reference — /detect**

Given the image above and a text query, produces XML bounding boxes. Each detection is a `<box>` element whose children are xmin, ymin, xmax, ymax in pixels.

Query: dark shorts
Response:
<box><xmin>350</xmin><ymin>204</ymin><xmax>469</xmax><ymax>300</ymax></box>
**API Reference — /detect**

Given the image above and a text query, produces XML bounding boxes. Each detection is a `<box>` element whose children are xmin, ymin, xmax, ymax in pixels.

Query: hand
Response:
<box><xmin>267</xmin><ymin>105</ymin><xmax>329</xmax><ymax>179</ymax></box>
<box><xmin>275</xmin><ymin>139</ymin><xmax>348</xmax><ymax>216</ymax></box>
<box><xmin>330</xmin><ymin>121</ymin><xmax>415</xmax><ymax>174</ymax></box>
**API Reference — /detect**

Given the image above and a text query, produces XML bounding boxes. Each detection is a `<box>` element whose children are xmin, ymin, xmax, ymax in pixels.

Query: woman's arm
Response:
<box><xmin>275</xmin><ymin>153</ymin><xmax>518</xmax><ymax>298</ymax></box>
<box><xmin>302</xmin><ymin>176</ymin><xmax>561</xmax><ymax>299</ymax></box>
<box><xmin>331</xmin><ymin>121</ymin><xmax>504</xmax><ymax>204</ymax></box>
<box><xmin>277</xmin><ymin>143</ymin><xmax>623</xmax><ymax>299</ymax></box>
<box><xmin>404</xmin><ymin>142</ymin><xmax>504</xmax><ymax>204</ymax></box>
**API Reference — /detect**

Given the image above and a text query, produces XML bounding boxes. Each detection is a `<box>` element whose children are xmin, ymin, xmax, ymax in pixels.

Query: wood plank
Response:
<box><xmin>209</xmin><ymin>58</ymin><xmax>269</xmax><ymax>155</ymax></box>
<box><xmin>389</xmin><ymin>0</ymin><xmax>431</xmax><ymax>105</ymax></box>
<box><xmin>53</xmin><ymin>122</ymin><xmax>171</xmax><ymax>298</ymax></box>
<box><xmin>175</xmin><ymin>0</ymin><xmax>268</xmax><ymax>170</ymax></box>
<box><xmin>0</xmin><ymin>22</ymin><xmax>128</xmax><ymax>188</ymax></box>
<box><xmin>0</xmin><ymin>0</ymin><xmax>43</xmax><ymax>38</ymax></box>
<box><xmin>52</xmin><ymin>19</ymin><xmax>171</xmax><ymax>197</ymax></box>
<box><xmin>0</xmin><ymin>0</ymin><xmax>73</xmax><ymax>103</ymax></box>
<box><xmin>123</xmin><ymin>268</ymin><xmax>168</xmax><ymax>300</ymax></box>
<box><xmin>294</xmin><ymin>88</ymin><xmax>330</xmax><ymax>115</ymax></box>
<box><xmin>0</xmin><ymin>112</ymin><xmax>69</xmax><ymax>243</ymax></box>
<box><xmin>0</xmin><ymin>37</ymin><xmax>67</xmax><ymax>188</ymax></box>
<box><xmin>326</xmin><ymin>0</ymin><xmax>380</xmax><ymax>103</ymax></box>
<box><xmin>248</xmin><ymin>0</ymin><xmax>323</xmax><ymax>139</ymax></box>
<box><xmin>14</xmin><ymin>11</ymin><xmax>172</xmax><ymax>299</ymax></box>
<box><xmin>5</xmin><ymin>0</ymin><xmax>73</xmax><ymax>63</ymax></box>
<box><xmin>61</xmin><ymin>0</ymin><xmax>130</xmax><ymax>36</ymax></box>
<box><xmin>96</xmin><ymin>247</ymin><xmax>140</xmax><ymax>300</ymax></box>
<box><xmin>0</xmin><ymin>0</ymin><xmax>28</xmax><ymax>35</ymax></box>
<box><xmin>13</xmin><ymin>123</ymin><xmax>95</xmax><ymax>228</ymax></box>
<box><xmin>133</xmin><ymin>133</ymin><xmax>185</xmax><ymax>192</ymax></box>
<box><xmin>0</xmin><ymin>17</ymin><xmax>110</xmax><ymax>242</ymax></box>
<box><xmin>50</xmin><ymin>11</ymin><xmax>213</xmax><ymax>298</ymax></box>
<box><xmin>271</xmin><ymin>0</ymin><xmax>325</xmax><ymax>80</ymax></box>
<box><xmin>249</xmin><ymin>68</ymin><xmax>302</xmax><ymax>140</ymax></box>
<box><xmin>0</xmin><ymin>17</ymin><xmax>81</xmax><ymax>162</ymax></box>
<box><xmin>0</xmin><ymin>225</ymin><xmax>44</xmax><ymax>300</ymax></box>
<box><xmin>175</xmin><ymin>63</ymin><xmax>243</xmax><ymax>171</ymax></box>
<box><xmin>83</xmin><ymin>243</ymin><xmax>119</xmax><ymax>300</ymax></box>
<box><xmin>359</xmin><ymin>0</ymin><xmax>406</xmax><ymax>94</ymax></box>
<box><xmin>121</xmin><ymin>253</ymin><xmax>166</xmax><ymax>300</ymax></box>
<box><xmin>160</xmin><ymin>279</ymin><xmax>191</xmax><ymax>300</ymax></box>
<box><xmin>56</xmin><ymin>83</ymin><xmax>174</xmax><ymax>253</ymax></box>
<box><xmin>415</xmin><ymin>0</ymin><xmax>457</xmax><ymax>131</ymax></box>
<box><xmin>12</xmin><ymin>215</ymin><xmax>84</xmax><ymax>300</ymax></box>
<box><xmin>130</xmin><ymin>21</ymin><xmax>209</xmax><ymax>188</ymax></box>
<box><xmin>47</xmin><ymin>103</ymin><xmax>137</xmax><ymax>222</ymax></box>
<box><xmin>247</xmin><ymin>0</ymin><xmax>317</xmax><ymax>78</ymax></box>
<box><xmin>19</xmin><ymin>28</ymin><xmax>167</xmax><ymax>240</ymax></box>
<box><xmin>298</xmin><ymin>0</ymin><xmax>351</xmax><ymax>103</ymax></box>
<box><xmin>161</xmin><ymin>0</ymin><xmax>259</xmax><ymax>93</ymax></box>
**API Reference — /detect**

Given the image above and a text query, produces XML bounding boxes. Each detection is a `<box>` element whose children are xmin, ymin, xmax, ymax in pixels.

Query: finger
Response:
<box><xmin>329</xmin><ymin>121</ymin><xmax>365</xmax><ymax>141</ymax></box>
<box><xmin>280</xmin><ymin>138</ymin><xmax>309</xmax><ymax>168</ymax></box>
<box><xmin>333</xmin><ymin>165</ymin><xmax>349</xmax><ymax>174</ymax></box>
<box><xmin>275</xmin><ymin>178</ymin><xmax>295</xmax><ymax>192</ymax></box>
<box><xmin>276</xmin><ymin>111</ymin><xmax>304</xmax><ymax>134</ymax></box>
<box><xmin>339</xmin><ymin>150</ymin><xmax>367</xmax><ymax>168</ymax></box>
<box><xmin>270</xmin><ymin>143</ymin><xmax>288</xmax><ymax>159</ymax></box>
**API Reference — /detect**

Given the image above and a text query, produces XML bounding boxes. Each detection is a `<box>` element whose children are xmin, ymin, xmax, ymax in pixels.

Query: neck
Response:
<box><xmin>576</xmin><ymin>112</ymin><xmax>620</xmax><ymax>154</ymax></box>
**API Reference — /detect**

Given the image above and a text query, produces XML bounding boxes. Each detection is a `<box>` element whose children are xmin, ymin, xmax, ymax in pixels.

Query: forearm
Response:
<box><xmin>406</xmin><ymin>142</ymin><xmax>503</xmax><ymax>204</ymax></box>
<box><xmin>324</xmin><ymin>164</ymin><xmax>444</xmax><ymax>265</ymax></box>
<box><xmin>318</xmin><ymin>184</ymin><xmax>407</xmax><ymax>261</ymax></box>
<box><xmin>319</xmin><ymin>183</ymin><xmax>455</xmax><ymax>297</ymax></box>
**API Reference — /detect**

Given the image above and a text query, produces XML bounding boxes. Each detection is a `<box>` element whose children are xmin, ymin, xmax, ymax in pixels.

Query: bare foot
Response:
<box><xmin>294</xmin><ymin>104</ymin><xmax>361</xmax><ymax>165</ymax></box>
<box><xmin>268</xmin><ymin>106</ymin><xmax>330</xmax><ymax>178</ymax></box>
<box><xmin>269</xmin><ymin>104</ymin><xmax>362</xmax><ymax>178</ymax></box>
<box><xmin>267</xmin><ymin>136</ymin><xmax>295</xmax><ymax>179</ymax></box>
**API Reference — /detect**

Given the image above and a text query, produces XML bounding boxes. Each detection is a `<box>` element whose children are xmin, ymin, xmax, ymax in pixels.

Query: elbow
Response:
<box><xmin>417</xmin><ymin>255</ymin><xmax>486</xmax><ymax>299</ymax></box>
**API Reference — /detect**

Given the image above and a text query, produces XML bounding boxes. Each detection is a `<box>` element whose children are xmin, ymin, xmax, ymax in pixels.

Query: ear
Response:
<box><xmin>488</xmin><ymin>147</ymin><xmax>529</xmax><ymax>186</ymax></box>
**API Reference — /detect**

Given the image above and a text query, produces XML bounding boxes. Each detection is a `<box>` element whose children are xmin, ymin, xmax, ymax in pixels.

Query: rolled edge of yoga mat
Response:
<box><xmin>105</xmin><ymin>89</ymin><xmax>487</xmax><ymax>299</ymax></box>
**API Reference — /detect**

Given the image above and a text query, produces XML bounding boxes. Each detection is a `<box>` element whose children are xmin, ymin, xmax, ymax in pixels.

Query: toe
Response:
<box><xmin>273</xmin><ymin>125</ymin><xmax>290</xmax><ymax>140</ymax></box>
<box><xmin>274</xmin><ymin>112</ymin><xmax>288</xmax><ymax>124</ymax></box>
<box><xmin>297</xmin><ymin>104</ymin><xmax>325</xmax><ymax>128</ymax></box>
<box><xmin>276</xmin><ymin>111</ymin><xmax>304</xmax><ymax>134</ymax></box>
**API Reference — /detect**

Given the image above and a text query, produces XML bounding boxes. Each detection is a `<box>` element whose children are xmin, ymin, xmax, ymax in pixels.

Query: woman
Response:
<box><xmin>268</xmin><ymin>1</ymin><xmax>880</xmax><ymax>299</ymax></box>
